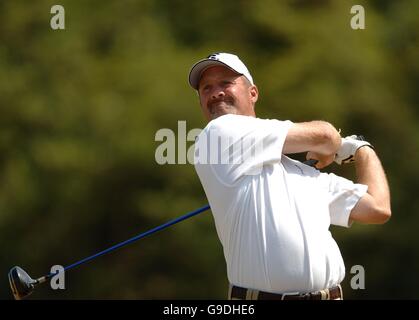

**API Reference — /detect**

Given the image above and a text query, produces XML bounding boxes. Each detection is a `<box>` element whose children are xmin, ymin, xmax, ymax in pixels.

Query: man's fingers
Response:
<box><xmin>306</xmin><ymin>151</ymin><xmax>317</xmax><ymax>161</ymax></box>
<box><xmin>304</xmin><ymin>159</ymin><xmax>319</xmax><ymax>167</ymax></box>
<box><xmin>306</xmin><ymin>152</ymin><xmax>335</xmax><ymax>169</ymax></box>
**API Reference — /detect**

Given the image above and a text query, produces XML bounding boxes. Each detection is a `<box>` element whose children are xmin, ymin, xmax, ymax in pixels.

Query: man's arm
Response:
<box><xmin>349</xmin><ymin>147</ymin><xmax>391</xmax><ymax>224</ymax></box>
<box><xmin>283</xmin><ymin>121</ymin><xmax>341</xmax><ymax>154</ymax></box>
<box><xmin>283</xmin><ymin>121</ymin><xmax>341</xmax><ymax>168</ymax></box>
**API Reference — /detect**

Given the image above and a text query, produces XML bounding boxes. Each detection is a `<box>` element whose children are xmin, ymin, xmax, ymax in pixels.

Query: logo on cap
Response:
<box><xmin>207</xmin><ymin>53</ymin><xmax>221</xmax><ymax>60</ymax></box>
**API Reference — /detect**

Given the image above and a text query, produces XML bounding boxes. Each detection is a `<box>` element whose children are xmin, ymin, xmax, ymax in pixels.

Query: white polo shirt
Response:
<box><xmin>194</xmin><ymin>114</ymin><xmax>368</xmax><ymax>294</ymax></box>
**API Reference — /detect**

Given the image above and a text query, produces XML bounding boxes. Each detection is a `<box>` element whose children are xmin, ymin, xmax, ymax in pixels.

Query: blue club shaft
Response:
<box><xmin>60</xmin><ymin>204</ymin><xmax>210</xmax><ymax>273</ymax></box>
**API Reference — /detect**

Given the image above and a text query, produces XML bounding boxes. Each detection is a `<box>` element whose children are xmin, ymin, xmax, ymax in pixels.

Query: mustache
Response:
<box><xmin>207</xmin><ymin>96</ymin><xmax>235</xmax><ymax>109</ymax></box>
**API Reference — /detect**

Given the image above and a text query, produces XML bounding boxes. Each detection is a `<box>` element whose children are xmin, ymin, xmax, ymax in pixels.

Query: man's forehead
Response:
<box><xmin>200</xmin><ymin>66</ymin><xmax>241</xmax><ymax>82</ymax></box>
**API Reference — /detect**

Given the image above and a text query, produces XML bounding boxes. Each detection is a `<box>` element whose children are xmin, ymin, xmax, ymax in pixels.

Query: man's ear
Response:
<box><xmin>250</xmin><ymin>85</ymin><xmax>259</xmax><ymax>105</ymax></box>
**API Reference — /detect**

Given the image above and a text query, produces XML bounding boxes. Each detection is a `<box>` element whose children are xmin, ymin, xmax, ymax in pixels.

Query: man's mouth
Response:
<box><xmin>208</xmin><ymin>98</ymin><xmax>234</xmax><ymax>113</ymax></box>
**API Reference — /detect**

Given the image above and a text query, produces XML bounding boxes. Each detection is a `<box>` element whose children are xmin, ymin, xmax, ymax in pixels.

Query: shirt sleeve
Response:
<box><xmin>195</xmin><ymin>115</ymin><xmax>293</xmax><ymax>186</ymax></box>
<box><xmin>327</xmin><ymin>173</ymin><xmax>368</xmax><ymax>228</ymax></box>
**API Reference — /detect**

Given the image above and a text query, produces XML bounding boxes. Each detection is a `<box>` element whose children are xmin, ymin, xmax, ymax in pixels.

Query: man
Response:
<box><xmin>189</xmin><ymin>53</ymin><xmax>391</xmax><ymax>300</ymax></box>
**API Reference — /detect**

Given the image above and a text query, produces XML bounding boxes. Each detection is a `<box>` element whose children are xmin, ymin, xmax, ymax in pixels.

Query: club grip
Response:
<box><xmin>304</xmin><ymin>159</ymin><xmax>318</xmax><ymax>167</ymax></box>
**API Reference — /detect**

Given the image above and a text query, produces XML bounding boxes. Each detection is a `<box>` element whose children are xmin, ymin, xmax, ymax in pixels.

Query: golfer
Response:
<box><xmin>189</xmin><ymin>53</ymin><xmax>391</xmax><ymax>300</ymax></box>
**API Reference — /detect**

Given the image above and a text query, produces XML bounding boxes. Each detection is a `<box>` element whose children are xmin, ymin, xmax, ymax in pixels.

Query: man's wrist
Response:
<box><xmin>354</xmin><ymin>144</ymin><xmax>375</xmax><ymax>161</ymax></box>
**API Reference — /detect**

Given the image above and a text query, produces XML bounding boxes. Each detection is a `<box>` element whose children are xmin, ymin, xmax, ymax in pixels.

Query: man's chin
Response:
<box><xmin>209</xmin><ymin>109</ymin><xmax>236</xmax><ymax>120</ymax></box>
<box><xmin>208</xmin><ymin>104</ymin><xmax>236</xmax><ymax>118</ymax></box>
<box><xmin>208</xmin><ymin>113</ymin><xmax>225</xmax><ymax>121</ymax></box>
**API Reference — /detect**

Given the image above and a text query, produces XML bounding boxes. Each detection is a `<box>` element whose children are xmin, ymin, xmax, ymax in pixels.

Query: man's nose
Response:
<box><xmin>211</xmin><ymin>88</ymin><xmax>225</xmax><ymax>100</ymax></box>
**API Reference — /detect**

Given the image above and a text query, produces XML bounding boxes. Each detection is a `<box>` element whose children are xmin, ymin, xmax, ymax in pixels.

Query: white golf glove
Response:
<box><xmin>334</xmin><ymin>135</ymin><xmax>374</xmax><ymax>165</ymax></box>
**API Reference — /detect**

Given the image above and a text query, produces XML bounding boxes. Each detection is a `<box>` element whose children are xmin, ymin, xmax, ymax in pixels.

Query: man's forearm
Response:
<box><xmin>284</xmin><ymin>121</ymin><xmax>341</xmax><ymax>155</ymax></box>
<box><xmin>354</xmin><ymin>147</ymin><xmax>391</xmax><ymax>215</ymax></box>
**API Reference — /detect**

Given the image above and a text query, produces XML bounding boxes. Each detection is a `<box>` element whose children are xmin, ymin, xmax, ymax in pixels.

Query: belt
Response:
<box><xmin>229</xmin><ymin>285</ymin><xmax>342</xmax><ymax>300</ymax></box>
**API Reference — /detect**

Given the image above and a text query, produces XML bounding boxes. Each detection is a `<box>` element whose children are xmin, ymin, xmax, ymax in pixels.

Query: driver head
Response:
<box><xmin>8</xmin><ymin>266</ymin><xmax>36</xmax><ymax>300</ymax></box>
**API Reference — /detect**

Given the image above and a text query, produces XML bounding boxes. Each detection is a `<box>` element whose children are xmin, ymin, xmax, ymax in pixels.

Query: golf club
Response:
<box><xmin>8</xmin><ymin>159</ymin><xmax>318</xmax><ymax>300</ymax></box>
<box><xmin>8</xmin><ymin>204</ymin><xmax>210</xmax><ymax>300</ymax></box>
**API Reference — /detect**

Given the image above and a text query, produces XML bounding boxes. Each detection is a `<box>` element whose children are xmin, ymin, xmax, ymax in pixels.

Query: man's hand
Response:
<box><xmin>334</xmin><ymin>135</ymin><xmax>373</xmax><ymax>165</ymax></box>
<box><xmin>306</xmin><ymin>151</ymin><xmax>335</xmax><ymax>169</ymax></box>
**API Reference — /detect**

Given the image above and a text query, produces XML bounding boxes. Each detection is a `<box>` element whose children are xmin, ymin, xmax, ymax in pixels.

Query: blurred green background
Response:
<box><xmin>1</xmin><ymin>0</ymin><xmax>418</xmax><ymax>299</ymax></box>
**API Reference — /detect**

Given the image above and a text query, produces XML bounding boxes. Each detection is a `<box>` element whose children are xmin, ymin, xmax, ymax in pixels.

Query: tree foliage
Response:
<box><xmin>0</xmin><ymin>0</ymin><xmax>418</xmax><ymax>299</ymax></box>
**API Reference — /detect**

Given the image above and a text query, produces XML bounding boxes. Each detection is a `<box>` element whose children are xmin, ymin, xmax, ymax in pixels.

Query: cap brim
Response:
<box><xmin>188</xmin><ymin>59</ymin><xmax>241</xmax><ymax>90</ymax></box>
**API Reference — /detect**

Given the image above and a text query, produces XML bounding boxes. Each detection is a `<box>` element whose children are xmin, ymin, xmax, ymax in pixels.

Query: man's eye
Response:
<box><xmin>200</xmin><ymin>85</ymin><xmax>210</xmax><ymax>92</ymax></box>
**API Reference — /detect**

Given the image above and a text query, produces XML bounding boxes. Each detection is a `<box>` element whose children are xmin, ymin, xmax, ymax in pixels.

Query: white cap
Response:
<box><xmin>188</xmin><ymin>53</ymin><xmax>254</xmax><ymax>90</ymax></box>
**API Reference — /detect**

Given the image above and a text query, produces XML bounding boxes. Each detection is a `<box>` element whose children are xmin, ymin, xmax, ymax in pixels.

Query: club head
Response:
<box><xmin>8</xmin><ymin>266</ymin><xmax>37</xmax><ymax>300</ymax></box>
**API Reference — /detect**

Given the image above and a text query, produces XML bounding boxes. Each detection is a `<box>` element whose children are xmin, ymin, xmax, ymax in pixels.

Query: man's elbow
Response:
<box><xmin>371</xmin><ymin>207</ymin><xmax>392</xmax><ymax>224</ymax></box>
<box><xmin>378</xmin><ymin>208</ymin><xmax>392</xmax><ymax>224</ymax></box>
<box><xmin>351</xmin><ymin>195</ymin><xmax>392</xmax><ymax>225</ymax></box>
